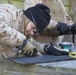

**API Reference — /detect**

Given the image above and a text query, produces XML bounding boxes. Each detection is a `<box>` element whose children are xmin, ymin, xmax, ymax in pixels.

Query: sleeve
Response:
<box><xmin>46</xmin><ymin>19</ymin><xmax>60</xmax><ymax>36</ymax></box>
<box><xmin>24</xmin><ymin>0</ymin><xmax>42</xmax><ymax>10</ymax></box>
<box><xmin>28</xmin><ymin>37</ymin><xmax>46</xmax><ymax>53</ymax></box>
<box><xmin>0</xmin><ymin>4</ymin><xmax>34</xmax><ymax>49</ymax></box>
<box><xmin>47</xmin><ymin>19</ymin><xmax>58</xmax><ymax>30</ymax></box>
<box><xmin>0</xmin><ymin>19</ymin><xmax>36</xmax><ymax>50</ymax></box>
<box><xmin>0</xmin><ymin>21</ymin><xmax>26</xmax><ymax>47</ymax></box>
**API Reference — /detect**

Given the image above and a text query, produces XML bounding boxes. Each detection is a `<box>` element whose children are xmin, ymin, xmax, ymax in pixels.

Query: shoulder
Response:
<box><xmin>0</xmin><ymin>4</ymin><xmax>18</xmax><ymax>11</ymax></box>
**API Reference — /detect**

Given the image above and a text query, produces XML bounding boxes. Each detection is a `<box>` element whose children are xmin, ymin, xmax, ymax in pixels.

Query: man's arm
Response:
<box><xmin>0</xmin><ymin>4</ymin><xmax>37</xmax><ymax>56</ymax></box>
<box><xmin>28</xmin><ymin>37</ymin><xmax>69</xmax><ymax>56</ymax></box>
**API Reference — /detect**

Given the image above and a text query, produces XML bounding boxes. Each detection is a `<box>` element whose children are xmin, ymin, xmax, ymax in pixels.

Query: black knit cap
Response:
<box><xmin>24</xmin><ymin>4</ymin><xmax>51</xmax><ymax>33</ymax></box>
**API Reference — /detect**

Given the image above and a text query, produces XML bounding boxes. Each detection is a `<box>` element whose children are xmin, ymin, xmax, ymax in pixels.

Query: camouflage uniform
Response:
<box><xmin>24</xmin><ymin>0</ymin><xmax>73</xmax><ymax>52</ymax></box>
<box><xmin>0</xmin><ymin>4</ymin><xmax>35</xmax><ymax>59</ymax></box>
<box><xmin>0</xmin><ymin>1</ymin><xmax>73</xmax><ymax>59</ymax></box>
<box><xmin>24</xmin><ymin>0</ymin><xmax>73</xmax><ymax>46</ymax></box>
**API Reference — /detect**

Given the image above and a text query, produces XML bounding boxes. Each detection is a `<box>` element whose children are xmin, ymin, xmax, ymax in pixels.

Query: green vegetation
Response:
<box><xmin>0</xmin><ymin>0</ymin><xmax>23</xmax><ymax>8</ymax></box>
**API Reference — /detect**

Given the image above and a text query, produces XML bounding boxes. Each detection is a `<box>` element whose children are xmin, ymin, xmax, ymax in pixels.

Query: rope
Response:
<box><xmin>69</xmin><ymin>52</ymin><xmax>76</xmax><ymax>58</ymax></box>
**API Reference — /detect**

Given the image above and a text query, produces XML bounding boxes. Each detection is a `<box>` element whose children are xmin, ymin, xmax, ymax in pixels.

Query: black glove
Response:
<box><xmin>44</xmin><ymin>44</ymin><xmax>69</xmax><ymax>56</ymax></box>
<box><xmin>56</xmin><ymin>22</ymin><xmax>76</xmax><ymax>35</ymax></box>
<box><xmin>70</xmin><ymin>23</ymin><xmax>76</xmax><ymax>34</ymax></box>
<box><xmin>56</xmin><ymin>22</ymin><xmax>70</xmax><ymax>35</ymax></box>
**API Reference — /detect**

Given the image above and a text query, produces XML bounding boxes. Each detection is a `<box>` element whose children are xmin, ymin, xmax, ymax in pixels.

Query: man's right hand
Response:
<box><xmin>16</xmin><ymin>39</ymin><xmax>37</xmax><ymax>57</ymax></box>
<box><xmin>23</xmin><ymin>40</ymin><xmax>37</xmax><ymax>56</ymax></box>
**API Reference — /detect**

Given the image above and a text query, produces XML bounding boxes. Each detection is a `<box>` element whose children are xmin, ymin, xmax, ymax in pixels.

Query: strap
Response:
<box><xmin>16</xmin><ymin>39</ymin><xmax>27</xmax><ymax>56</ymax></box>
<box><xmin>16</xmin><ymin>39</ymin><xmax>27</xmax><ymax>50</ymax></box>
<box><xmin>72</xmin><ymin>34</ymin><xmax>75</xmax><ymax>45</ymax></box>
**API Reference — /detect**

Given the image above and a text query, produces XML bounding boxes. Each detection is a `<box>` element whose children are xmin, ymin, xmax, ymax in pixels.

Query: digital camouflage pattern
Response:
<box><xmin>0</xmin><ymin>0</ymin><xmax>73</xmax><ymax>59</ymax></box>
<box><xmin>0</xmin><ymin>4</ymin><xmax>35</xmax><ymax>59</ymax></box>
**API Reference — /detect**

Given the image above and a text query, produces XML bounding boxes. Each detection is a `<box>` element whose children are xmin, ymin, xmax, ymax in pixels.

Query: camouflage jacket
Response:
<box><xmin>0</xmin><ymin>4</ymin><xmax>35</xmax><ymax>59</ymax></box>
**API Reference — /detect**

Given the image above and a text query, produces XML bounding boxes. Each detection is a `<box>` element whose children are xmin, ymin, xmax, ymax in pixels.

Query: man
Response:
<box><xmin>23</xmin><ymin>0</ymin><xmax>76</xmax><ymax>55</ymax></box>
<box><xmin>24</xmin><ymin>4</ymin><xmax>76</xmax><ymax>56</ymax></box>
<box><xmin>24</xmin><ymin>0</ymin><xmax>73</xmax><ymax>46</ymax></box>
<box><xmin>0</xmin><ymin>3</ymin><xmax>64</xmax><ymax>60</ymax></box>
<box><xmin>0</xmin><ymin>3</ymin><xmax>75</xmax><ymax>60</ymax></box>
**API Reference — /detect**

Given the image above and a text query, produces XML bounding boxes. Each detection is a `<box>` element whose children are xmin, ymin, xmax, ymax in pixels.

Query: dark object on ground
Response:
<box><xmin>8</xmin><ymin>54</ymin><xmax>76</xmax><ymax>65</ymax></box>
